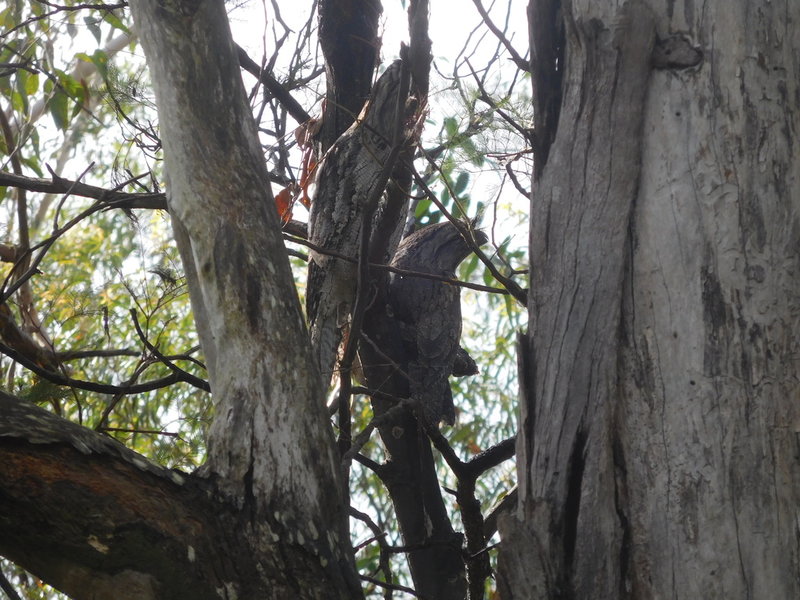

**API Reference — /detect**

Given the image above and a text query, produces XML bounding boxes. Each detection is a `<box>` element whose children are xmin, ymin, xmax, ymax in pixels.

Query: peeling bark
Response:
<box><xmin>307</xmin><ymin>60</ymin><xmax>418</xmax><ymax>382</ymax></box>
<box><xmin>308</xmin><ymin>0</ymin><xmax>432</xmax><ymax>384</ymax></box>
<box><xmin>306</xmin><ymin>60</ymin><xmax>402</xmax><ymax>379</ymax></box>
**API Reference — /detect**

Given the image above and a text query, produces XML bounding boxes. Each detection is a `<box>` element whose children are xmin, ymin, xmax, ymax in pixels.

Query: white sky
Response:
<box><xmin>230</xmin><ymin>0</ymin><xmax>529</xmax><ymax>67</ymax></box>
<box><xmin>227</xmin><ymin>0</ymin><xmax>531</xmax><ymax>249</ymax></box>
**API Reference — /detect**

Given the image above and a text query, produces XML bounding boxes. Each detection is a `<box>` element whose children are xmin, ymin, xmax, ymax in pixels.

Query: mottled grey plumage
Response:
<box><xmin>306</xmin><ymin>61</ymin><xmax>405</xmax><ymax>383</ymax></box>
<box><xmin>388</xmin><ymin>221</ymin><xmax>487</xmax><ymax>426</ymax></box>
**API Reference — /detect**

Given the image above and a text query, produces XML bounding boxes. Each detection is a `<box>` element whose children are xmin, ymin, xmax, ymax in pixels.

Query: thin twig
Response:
<box><xmin>465</xmin><ymin>58</ymin><xmax>533</xmax><ymax>142</ymax></box>
<box><xmin>94</xmin><ymin>358</ymin><xmax>150</xmax><ymax>431</ymax></box>
<box><xmin>349</xmin><ymin>506</ymin><xmax>394</xmax><ymax>590</ymax></box>
<box><xmin>284</xmin><ymin>233</ymin><xmax>509</xmax><ymax>295</ymax></box>
<box><xmin>505</xmin><ymin>160</ymin><xmax>532</xmax><ymax>198</ymax></box>
<box><xmin>3</xmin><ymin>2</ymin><xmax>126</xmax><ymax>41</ymax></box>
<box><xmin>98</xmin><ymin>426</ymin><xmax>180</xmax><ymax>438</ymax></box>
<box><xmin>0</xmin><ymin>567</ymin><xmax>23</xmax><ymax>600</ymax></box>
<box><xmin>413</xmin><ymin>154</ymin><xmax>527</xmax><ymax>305</ymax></box>
<box><xmin>0</xmin><ymin>340</ymin><xmax>190</xmax><ymax>396</ymax></box>
<box><xmin>130</xmin><ymin>309</ymin><xmax>210</xmax><ymax>392</ymax></box>
<box><xmin>359</xmin><ymin>575</ymin><xmax>427</xmax><ymax>599</ymax></box>
<box><xmin>469</xmin><ymin>0</ymin><xmax>530</xmax><ymax>72</ymax></box>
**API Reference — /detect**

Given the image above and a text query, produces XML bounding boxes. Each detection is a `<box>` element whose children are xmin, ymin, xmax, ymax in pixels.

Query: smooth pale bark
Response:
<box><xmin>621</xmin><ymin>1</ymin><xmax>800</xmax><ymax>596</ymax></box>
<box><xmin>500</xmin><ymin>0</ymin><xmax>800</xmax><ymax>598</ymax></box>
<box><xmin>129</xmin><ymin>1</ymin><xmax>359</xmax><ymax>597</ymax></box>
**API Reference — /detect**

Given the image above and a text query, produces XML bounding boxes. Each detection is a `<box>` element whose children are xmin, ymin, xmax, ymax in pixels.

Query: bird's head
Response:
<box><xmin>392</xmin><ymin>220</ymin><xmax>488</xmax><ymax>275</ymax></box>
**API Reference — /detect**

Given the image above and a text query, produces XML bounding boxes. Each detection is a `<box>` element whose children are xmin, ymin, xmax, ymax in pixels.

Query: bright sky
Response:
<box><xmin>227</xmin><ymin>0</ymin><xmax>531</xmax><ymax>246</ymax></box>
<box><xmin>230</xmin><ymin>0</ymin><xmax>529</xmax><ymax>67</ymax></box>
<box><xmin>226</xmin><ymin>1</ymin><xmax>532</xmax><ymax>363</ymax></box>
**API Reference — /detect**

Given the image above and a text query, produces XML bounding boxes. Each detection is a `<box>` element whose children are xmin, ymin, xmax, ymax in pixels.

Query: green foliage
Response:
<box><xmin>0</xmin><ymin>559</ymin><xmax>69</xmax><ymax>600</ymax></box>
<box><xmin>0</xmin><ymin>4</ymin><xmax>207</xmax><ymax>480</ymax></box>
<box><xmin>0</xmin><ymin>1</ymin><xmax>532</xmax><ymax>598</ymax></box>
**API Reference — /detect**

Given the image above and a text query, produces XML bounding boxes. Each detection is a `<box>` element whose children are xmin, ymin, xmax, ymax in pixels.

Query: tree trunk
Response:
<box><xmin>317</xmin><ymin>0</ymin><xmax>383</xmax><ymax>152</ymax></box>
<box><xmin>361</xmin><ymin>290</ymin><xmax>468</xmax><ymax>599</ymax></box>
<box><xmin>129</xmin><ymin>0</ymin><xmax>345</xmax><ymax>527</ymax></box>
<box><xmin>3</xmin><ymin>0</ymin><xmax>362</xmax><ymax>595</ymax></box>
<box><xmin>500</xmin><ymin>0</ymin><xmax>800</xmax><ymax>598</ymax></box>
<box><xmin>306</xmin><ymin>59</ymin><xmax>412</xmax><ymax>381</ymax></box>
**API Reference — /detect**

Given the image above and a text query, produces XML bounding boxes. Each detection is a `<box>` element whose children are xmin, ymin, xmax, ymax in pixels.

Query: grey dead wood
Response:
<box><xmin>307</xmin><ymin>61</ymin><xmax>414</xmax><ymax>384</ymax></box>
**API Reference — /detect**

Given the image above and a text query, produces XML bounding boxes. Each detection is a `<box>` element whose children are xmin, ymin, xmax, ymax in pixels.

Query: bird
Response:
<box><xmin>387</xmin><ymin>220</ymin><xmax>488</xmax><ymax>427</ymax></box>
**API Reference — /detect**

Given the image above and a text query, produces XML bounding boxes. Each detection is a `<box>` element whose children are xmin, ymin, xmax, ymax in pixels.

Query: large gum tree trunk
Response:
<box><xmin>128</xmin><ymin>1</ymin><xmax>360</xmax><ymax>598</ymax></box>
<box><xmin>500</xmin><ymin>0</ymin><xmax>800</xmax><ymax>598</ymax></box>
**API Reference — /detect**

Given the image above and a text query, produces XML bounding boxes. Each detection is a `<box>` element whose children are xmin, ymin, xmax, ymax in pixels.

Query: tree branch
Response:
<box><xmin>470</xmin><ymin>0</ymin><xmax>530</xmax><ymax>72</ymax></box>
<box><xmin>236</xmin><ymin>44</ymin><xmax>312</xmax><ymax>125</ymax></box>
<box><xmin>0</xmin><ymin>170</ymin><xmax>307</xmax><ymax>238</ymax></box>
<box><xmin>0</xmin><ymin>567</ymin><xmax>23</xmax><ymax>600</ymax></box>
<box><xmin>0</xmin><ymin>390</ymin><xmax>226</xmax><ymax>600</ymax></box>
<box><xmin>349</xmin><ymin>506</ymin><xmax>394</xmax><ymax>594</ymax></box>
<box><xmin>0</xmin><ymin>170</ymin><xmax>164</xmax><ymax>208</ymax></box>
<box><xmin>130</xmin><ymin>309</ymin><xmax>210</xmax><ymax>393</ymax></box>
<box><xmin>0</xmin><ymin>340</ymin><xmax>192</xmax><ymax>395</ymax></box>
<box><xmin>336</xmin><ymin>54</ymin><xmax>412</xmax><ymax>459</ymax></box>
<box><xmin>286</xmin><ymin>233</ymin><xmax>510</xmax><ymax>295</ymax></box>
<box><xmin>359</xmin><ymin>575</ymin><xmax>427</xmax><ymax>599</ymax></box>
<box><xmin>411</xmin><ymin>157</ymin><xmax>528</xmax><ymax>305</ymax></box>
<box><xmin>57</xmin><ymin>348</ymin><xmax>140</xmax><ymax>361</ymax></box>
<box><xmin>464</xmin><ymin>435</ymin><xmax>517</xmax><ymax>479</ymax></box>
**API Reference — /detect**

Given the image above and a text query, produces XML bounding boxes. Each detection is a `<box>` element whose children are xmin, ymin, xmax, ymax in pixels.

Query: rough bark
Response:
<box><xmin>501</xmin><ymin>0</ymin><xmax>800</xmax><ymax>598</ymax></box>
<box><xmin>0</xmin><ymin>393</ymin><xmax>227</xmax><ymax>600</ymax></box>
<box><xmin>500</xmin><ymin>2</ymin><xmax>656</xmax><ymax>595</ymax></box>
<box><xmin>307</xmin><ymin>60</ymin><xmax>413</xmax><ymax>382</ymax></box>
<box><xmin>308</xmin><ymin>0</ymin><xmax>431</xmax><ymax>385</ymax></box>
